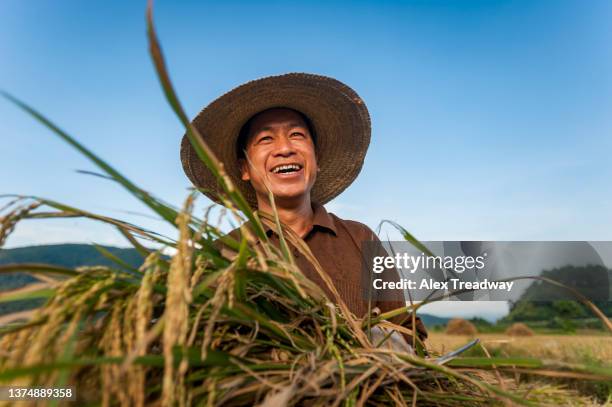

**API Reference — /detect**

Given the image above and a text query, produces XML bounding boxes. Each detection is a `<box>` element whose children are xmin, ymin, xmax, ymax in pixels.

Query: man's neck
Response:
<box><xmin>256</xmin><ymin>196</ymin><xmax>314</xmax><ymax>238</ymax></box>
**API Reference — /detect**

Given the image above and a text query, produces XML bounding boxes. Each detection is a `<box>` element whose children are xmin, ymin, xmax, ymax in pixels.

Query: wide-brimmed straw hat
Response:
<box><xmin>180</xmin><ymin>72</ymin><xmax>371</xmax><ymax>207</ymax></box>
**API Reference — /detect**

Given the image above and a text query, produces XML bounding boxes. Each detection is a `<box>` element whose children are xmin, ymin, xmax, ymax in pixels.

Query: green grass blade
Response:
<box><xmin>0</xmin><ymin>286</ymin><xmax>55</xmax><ymax>303</ymax></box>
<box><xmin>145</xmin><ymin>2</ymin><xmax>268</xmax><ymax>242</ymax></box>
<box><xmin>0</xmin><ymin>263</ymin><xmax>78</xmax><ymax>277</ymax></box>
<box><xmin>378</xmin><ymin>219</ymin><xmax>435</xmax><ymax>257</ymax></box>
<box><xmin>92</xmin><ymin>243</ymin><xmax>143</xmax><ymax>276</ymax></box>
<box><xmin>0</xmin><ymin>91</ymin><xmax>181</xmax><ymax>227</ymax></box>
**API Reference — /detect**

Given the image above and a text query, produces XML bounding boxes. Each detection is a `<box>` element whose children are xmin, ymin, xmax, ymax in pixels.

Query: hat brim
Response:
<box><xmin>180</xmin><ymin>73</ymin><xmax>371</xmax><ymax>207</ymax></box>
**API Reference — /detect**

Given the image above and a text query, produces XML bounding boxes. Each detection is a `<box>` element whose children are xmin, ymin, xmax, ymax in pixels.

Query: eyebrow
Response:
<box><xmin>256</xmin><ymin>122</ymin><xmax>307</xmax><ymax>133</ymax></box>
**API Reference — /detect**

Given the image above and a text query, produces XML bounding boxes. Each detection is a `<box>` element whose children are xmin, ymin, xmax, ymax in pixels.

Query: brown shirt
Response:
<box><xmin>228</xmin><ymin>203</ymin><xmax>427</xmax><ymax>341</ymax></box>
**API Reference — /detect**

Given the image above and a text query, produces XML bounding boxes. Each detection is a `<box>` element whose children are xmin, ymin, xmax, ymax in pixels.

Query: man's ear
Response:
<box><xmin>239</xmin><ymin>158</ymin><xmax>250</xmax><ymax>181</ymax></box>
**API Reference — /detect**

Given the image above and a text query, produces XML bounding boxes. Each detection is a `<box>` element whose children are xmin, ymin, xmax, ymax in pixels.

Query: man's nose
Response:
<box><xmin>272</xmin><ymin>135</ymin><xmax>295</xmax><ymax>156</ymax></box>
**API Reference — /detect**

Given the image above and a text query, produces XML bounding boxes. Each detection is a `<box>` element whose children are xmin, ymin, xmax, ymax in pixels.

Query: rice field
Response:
<box><xmin>0</xmin><ymin>2</ymin><xmax>611</xmax><ymax>406</ymax></box>
<box><xmin>428</xmin><ymin>332</ymin><xmax>612</xmax><ymax>365</ymax></box>
<box><xmin>428</xmin><ymin>332</ymin><xmax>612</xmax><ymax>404</ymax></box>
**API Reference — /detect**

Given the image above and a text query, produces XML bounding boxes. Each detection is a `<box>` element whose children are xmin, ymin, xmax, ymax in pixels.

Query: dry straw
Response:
<box><xmin>505</xmin><ymin>323</ymin><xmax>535</xmax><ymax>337</ymax></box>
<box><xmin>446</xmin><ymin>319</ymin><xmax>478</xmax><ymax>336</ymax></box>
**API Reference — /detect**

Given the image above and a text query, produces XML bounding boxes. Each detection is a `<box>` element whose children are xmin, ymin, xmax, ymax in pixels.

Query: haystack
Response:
<box><xmin>505</xmin><ymin>322</ymin><xmax>534</xmax><ymax>336</ymax></box>
<box><xmin>445</xmin><ymin>318</ymin><xmax>478</xmax><ymax>335</ymax></box>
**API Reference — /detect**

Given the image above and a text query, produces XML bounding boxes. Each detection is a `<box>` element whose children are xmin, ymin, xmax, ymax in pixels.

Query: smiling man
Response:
<box><xmin>180</xmin><ymin>73</ymin><xmax>427</xmax><ymax>343</ymax></box>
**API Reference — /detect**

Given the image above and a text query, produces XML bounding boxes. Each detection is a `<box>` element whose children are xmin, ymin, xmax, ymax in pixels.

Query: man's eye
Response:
<box><xmin>290</xmin><ymin>132</ymin><xmax>305</xmax><ymax>138</ymax></box>
<box><xmin>258</xmin><ymin>136</ymin><xmax>273</xmax><ymax>143</ymax></box>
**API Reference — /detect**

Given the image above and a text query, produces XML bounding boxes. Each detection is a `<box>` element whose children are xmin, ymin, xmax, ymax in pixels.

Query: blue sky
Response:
<box><xmin>2</xmin><ymin>1</ymin><xmax>611</xmax><ymax>319</ymax></box>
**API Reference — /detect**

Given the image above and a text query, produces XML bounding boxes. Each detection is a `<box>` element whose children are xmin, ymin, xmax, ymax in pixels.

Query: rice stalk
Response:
<box><xmin>0</xmin><ymin>200</ymin><xmax>41</xmax><ymax>247</ymax></box>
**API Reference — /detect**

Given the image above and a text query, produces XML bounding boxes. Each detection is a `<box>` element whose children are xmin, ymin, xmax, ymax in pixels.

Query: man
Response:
<box><xmin>180</xmin><ymin>73</ymin><xmax>427</xmax><ymax>343</ymax></box>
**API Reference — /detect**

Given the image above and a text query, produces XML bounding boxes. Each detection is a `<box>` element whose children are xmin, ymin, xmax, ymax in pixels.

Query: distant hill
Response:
<box><xmin>502</xmin><ymin>264</ymin><xmax>612</xmax><ymax>330</ymax></box>
<box><xmin>0</xmin><ymin>244</ymin><xmax>142</xmax><ymax>273</ymax></box>
<box><xmin>0</xmin><ymin>244</ymin><xmax>143</xmax><ymax>315</ymax></box>
<box><xmin>0</xmin><ymin>244</ymin><xmax>143</xmax><ymax>290</ymax></box>
<box><xmin>418</xmin><ymin>313</ymin><xmax>450</xmax><ymax>328</ymax></box>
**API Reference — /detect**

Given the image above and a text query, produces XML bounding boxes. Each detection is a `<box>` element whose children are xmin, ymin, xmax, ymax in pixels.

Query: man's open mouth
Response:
<box><xmin>270</xmin><ymin>163</ymin><xmax>303</xmax><ymax>174</ymax></box>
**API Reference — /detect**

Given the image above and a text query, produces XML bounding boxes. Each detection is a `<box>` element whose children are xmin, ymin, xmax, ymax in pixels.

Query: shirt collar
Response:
<box><xmin>258</xmin><ymin>202</ymin><xmax>337</xmax><ymax>237</ymax></box>
<box><xmin>311</xmin><ymin>202</ymin><xmax>338</xmax><ymax>236</ymax></box>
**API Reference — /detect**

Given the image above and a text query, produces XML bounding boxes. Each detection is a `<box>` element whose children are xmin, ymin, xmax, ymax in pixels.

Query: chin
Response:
<box><xmin>271</xmin><ymin>188</ymin><xmax>309</xmax><ymax>202</ymax></box>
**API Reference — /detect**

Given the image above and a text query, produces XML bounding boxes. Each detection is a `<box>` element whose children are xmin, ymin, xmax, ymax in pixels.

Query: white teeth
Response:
<box><xmin>272</xmin><ymin>164</ymin><xmax>302</xmax><ymax>174</ymax></box>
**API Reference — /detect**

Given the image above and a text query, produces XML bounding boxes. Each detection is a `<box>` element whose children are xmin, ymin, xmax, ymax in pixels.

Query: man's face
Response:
<box><xmin>240</xmin><ymin>108</ymin><xmax>317</xmax><ymax>206</ymax></box>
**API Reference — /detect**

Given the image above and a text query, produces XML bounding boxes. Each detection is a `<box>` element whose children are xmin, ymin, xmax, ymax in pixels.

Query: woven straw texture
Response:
<box><xmin>180</xmin><ymin>73</ymin><xmax>371</xmax><ymax>206</ymax></box>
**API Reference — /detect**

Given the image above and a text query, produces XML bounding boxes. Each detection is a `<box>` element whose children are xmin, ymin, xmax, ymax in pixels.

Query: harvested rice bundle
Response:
<box><xmin>506</xmin><ymin>322</ymin><xmax>535</xmax><ymax>337</ymax></box>
<box><xmin>0</xmin><ymin>196</ymin><xmax>508</xmax><ymax>406</ymax></box>
<box><xmin>446</xmin><ymin>319</ymin><xmax>478</xmax><ymax>336</ymax></box>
